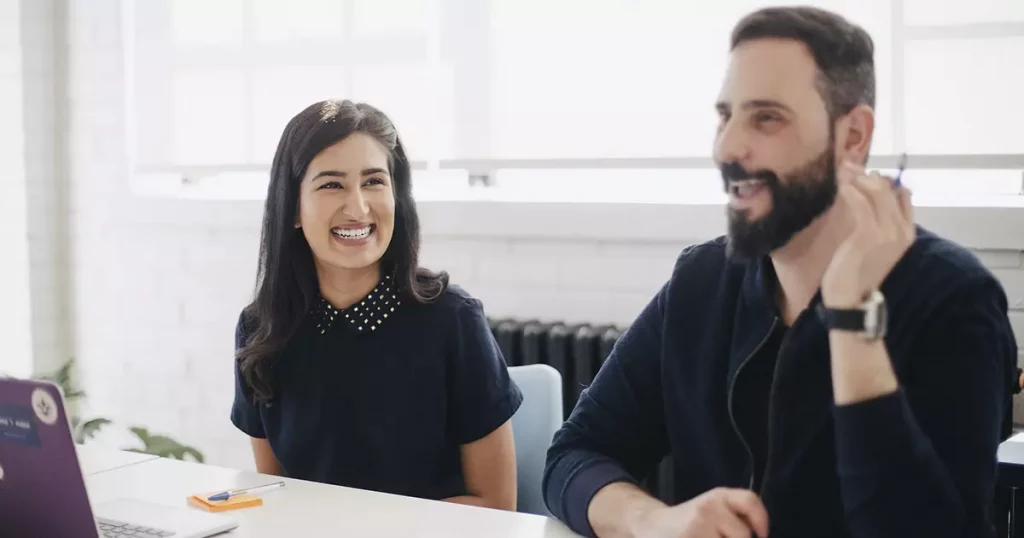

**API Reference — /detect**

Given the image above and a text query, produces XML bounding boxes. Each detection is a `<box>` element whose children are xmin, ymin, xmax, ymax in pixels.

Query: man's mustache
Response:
<box><xmin>720</xmin><ymin>161</ymin><xmax>780</xmax><ymax>191</ymax></box>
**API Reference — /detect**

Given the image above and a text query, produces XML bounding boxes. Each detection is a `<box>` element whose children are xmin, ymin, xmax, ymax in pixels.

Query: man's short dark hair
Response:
<box><xmin>731</xmin><ymin>6</ymin><xmax>875</xmax><ymax>120</ymax></box>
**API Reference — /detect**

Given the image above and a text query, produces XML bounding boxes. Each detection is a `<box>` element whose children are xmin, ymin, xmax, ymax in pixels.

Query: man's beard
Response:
<box><xmin>722</xmin><ymin>145</ymin><xmax>838</xmax><ymax>262</ymax></box>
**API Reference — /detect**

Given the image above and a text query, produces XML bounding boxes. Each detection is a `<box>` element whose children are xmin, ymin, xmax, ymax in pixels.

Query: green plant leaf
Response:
<box><xmin>127</xmin><ymin>427</ymin><xmax>205</xmax><ymax>463</ymax></box>
<box><xmin>79</xmin><ymin>418</ymin><xmax>112</xmax><ymax>441</ymax></box>
<box><xmin>33</xmin><ymin>360</ymin><xmax>206</xmax><ymax>463</ymax></box>
<box><xmin>183</xmin><ymin>447</ymin><xmax>205</xmax><ymax>464</ymax></box>
<box><xmin>36</xmin><ymin>359</ymin><xmax>85</xmax><ymax>401</ymax></box>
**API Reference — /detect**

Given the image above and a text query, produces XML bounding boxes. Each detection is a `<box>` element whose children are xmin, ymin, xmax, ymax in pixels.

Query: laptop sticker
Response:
<box><xmin>0</xmin><ymin>404</ymin><xmax>42</xmax><ymax>447</ymax></box>
<box><xmin>31</xmin><ymin>388</ymin><xmax>59</xmax><ymax>426</ymax></box>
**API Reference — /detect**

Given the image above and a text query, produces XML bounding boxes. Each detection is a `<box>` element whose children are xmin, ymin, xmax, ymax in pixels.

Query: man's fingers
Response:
<box><xmin>722</xmin><ymin>489</ymin><xmax>769</xmax><ymax>538</ymax></box>
<box><xmin>853</xmin><ymin>171</ymin><xmax>900</xmax><ymax>231</ymax></box>
<box><xmin>716</xmin><ymin>515</ymin><xmax>757</xmax><ymax>538</ymax></box>
<box><xmin>839</xmin><ymin>179</ymin><xmax>874</xmax><ymax>229</ymax></box>
<box><xmin>702</xmin><ymin>497</ymin><xmax>754</xmax><ymax>538</ymax></box>
<box><xmin>896</xmin><ymin>186</ymin><xmax>914</xmax><ymax>228</ymax></box>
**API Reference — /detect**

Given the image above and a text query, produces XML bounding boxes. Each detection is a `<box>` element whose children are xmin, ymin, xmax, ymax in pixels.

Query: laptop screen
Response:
<box><xmin>0</xmin><ymin>377</ymin><xmax>99</xmax><ymax>538</ymax></box>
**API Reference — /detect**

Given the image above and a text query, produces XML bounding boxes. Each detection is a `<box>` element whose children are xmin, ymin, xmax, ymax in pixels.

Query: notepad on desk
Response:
<box><xmin>188</xmin><ymin>492</ymin><xmax>263</xmax><ymax>512</ymax></box>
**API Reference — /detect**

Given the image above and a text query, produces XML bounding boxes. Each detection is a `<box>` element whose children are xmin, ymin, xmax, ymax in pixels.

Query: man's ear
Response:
<box><xmin>834</xmin><ymin>104</ymin><xmax>874</xmax><ymax>164</ymax></box>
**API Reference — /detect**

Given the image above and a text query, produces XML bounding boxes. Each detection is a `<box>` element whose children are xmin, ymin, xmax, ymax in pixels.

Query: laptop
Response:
<box><xmin>0</xmin><ymin>376</ymin><xmax>239</xmax><ymax>538</ymax></box>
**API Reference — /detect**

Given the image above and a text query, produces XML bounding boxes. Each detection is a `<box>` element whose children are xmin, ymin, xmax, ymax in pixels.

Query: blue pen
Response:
<box><xmin>893</xmin><ymin>152</ymin><xmax>907</xmax><ymax>188</ymax></box>
<box><xmin>207</xmin><ymin>480</ymin><xmax>285</xmax><ymax>502</ymax></box>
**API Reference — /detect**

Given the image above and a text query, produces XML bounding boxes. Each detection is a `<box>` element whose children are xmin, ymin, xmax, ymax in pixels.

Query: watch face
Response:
<box><xmin>875</xmin><ymin>300</ymin><xmax>888</xmax><ymax>338</ymax></box>
<box><xmin>860</xmin><ymin>290</ymin><xmax>887</xmax><ymax>340</ymax></box>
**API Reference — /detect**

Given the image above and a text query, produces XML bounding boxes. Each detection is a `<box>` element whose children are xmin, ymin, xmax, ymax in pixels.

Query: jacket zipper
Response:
<box><xmin>727</xmin><ymin>317</ymin><xmax>779</xmax><ymax>489</ymax></box>
<box><xmin>758</xmin><ymin>327</ymin><xmax>792</xmax><ymax>496</ymax></box>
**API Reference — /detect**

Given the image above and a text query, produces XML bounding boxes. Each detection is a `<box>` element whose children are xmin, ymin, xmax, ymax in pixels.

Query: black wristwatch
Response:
<box><xmin>817</xmin><ymin>290</ymin><xmax>888</xmax><ymax>341</ymax></box>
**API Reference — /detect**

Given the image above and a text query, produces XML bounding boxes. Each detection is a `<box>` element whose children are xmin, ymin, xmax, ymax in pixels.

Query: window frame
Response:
<box><xmin>121</xmin><ymin>0</ymin><xmax>1024</xmax><ymax>201</ymax></box>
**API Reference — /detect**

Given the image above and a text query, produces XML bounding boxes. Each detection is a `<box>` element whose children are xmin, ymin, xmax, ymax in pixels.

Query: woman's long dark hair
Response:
<box><xmin>237</xmin><ymin>100</ymin><xmax>448</xmax><ymax>402</ymax></box>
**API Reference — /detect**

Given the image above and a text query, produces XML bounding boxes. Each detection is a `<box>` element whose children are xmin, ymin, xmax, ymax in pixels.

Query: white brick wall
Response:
<box><xmin>1</xmin><ymin>0</ymin><xmax>36</xmax><ymax>378</ymax></box>
<box><xmin>444</xmin><ymin>238</ymin><xmax>675</xmax><ymax>326</ymax></box>
<box><xmin>10</xmin><ymin>1</ymin><xmax>1024</xmax><ymax>471</ymax></box>
<box><xmin>20</xmin><ymin>0</ymin><xmax>72</xmax><ymax>378</ymax></box>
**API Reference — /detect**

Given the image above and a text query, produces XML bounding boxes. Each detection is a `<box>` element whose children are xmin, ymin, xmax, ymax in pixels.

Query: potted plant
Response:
<box><xmin>35</xmin><ymin>359</ymin><xmax>205</xmax><ymax>463</ymax></box>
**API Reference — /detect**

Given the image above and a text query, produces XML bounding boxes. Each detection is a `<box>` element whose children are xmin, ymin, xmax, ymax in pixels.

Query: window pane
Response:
<box><xmin>353</xmin><ymin>0</ymin><xmax>432</xmax><ymax>39</ymax></box>
<box><xmin>488</xmin><ymin>0</ymin><xmax>892</xmax><ymax>159</ymax></box>
<box><xmin>489</xmin><ymin>1</ymin><xmax>722</xmax><ymax>159</ymax></box>
<box><xmin>173</xmin><ymin>70</ymin><xmax>247</xmax><ymax>164</ymax></box>
<box><xmin>171</xmin><ymin>0</ymin><xmax>243</xmax><ymax>47</ymax></box>
<box><xmin>411</xmin><ymin>169</ymin><xmax>470</xmax><ymax>200</ymax></box>
<box><xmin>904</xmin><ymin>0</ymin><xmax>1024</xmax><ymax>25</ymax></box>
<box><xmin>351</xmin><ymin>64</ymin><xmax>455</xmax><ymax>161</ymax></box>
<box><xmin>251</xmin><ymin>67</ymin><xmax>347</xmax><ymax>160</ymax></box>
<box><xmin>252</xmin><ymin>0</ymin><xmax>346</xmax><ymax>43</ymax></box>
<box><xmin>904</xmin><ymin>38</ymin><xmax>1024</xmax><ymax>154</ymax></box>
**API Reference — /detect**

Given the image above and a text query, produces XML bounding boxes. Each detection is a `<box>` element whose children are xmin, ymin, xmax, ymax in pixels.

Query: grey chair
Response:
<box><xmin>508</xmin><ymin>364</ymin><xmax>564</xmax><ymax>516</ymax></box>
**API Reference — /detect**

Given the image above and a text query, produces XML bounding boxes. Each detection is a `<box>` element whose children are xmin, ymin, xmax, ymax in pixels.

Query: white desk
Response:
<box><xmin>76</xmin><ymin>444</ymin><xmax>160</xmax><ymax>476</ymax></box>
<box><xmin>86</xmin><ymin>456</ymin><xmax>581</xmax><ymax>538</ymax></box>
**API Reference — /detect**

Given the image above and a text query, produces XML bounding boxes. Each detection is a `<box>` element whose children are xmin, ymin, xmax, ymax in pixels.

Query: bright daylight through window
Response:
<box><xmin>125</xmin><ymin>0</ymin><xmax>1024</xmax><ymax>204</ymax></box>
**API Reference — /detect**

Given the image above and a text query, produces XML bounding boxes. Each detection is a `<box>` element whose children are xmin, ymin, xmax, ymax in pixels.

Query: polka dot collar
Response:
<box><xmin>313</xmin><ymin>274</ymin><xmax>401</xmax><ymax>335</ymax></box>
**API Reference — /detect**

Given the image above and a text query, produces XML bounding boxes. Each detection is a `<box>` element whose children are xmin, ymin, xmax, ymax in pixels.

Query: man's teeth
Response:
<box><xmin>332</xmin><ymin>225</ymin><xmax>372</xmax><ymax>239</ymax></box>
<box><xmin>732</xmin><ymin>181</ymin><xmax>762</xmax><ymax>197</ymax></box>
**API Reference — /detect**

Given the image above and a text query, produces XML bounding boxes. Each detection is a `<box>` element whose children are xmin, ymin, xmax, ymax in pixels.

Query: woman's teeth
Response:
<box><xmin>332</xmin><ymin>225</ymin><xmax>373</xmax><ymax>239</ymax></box>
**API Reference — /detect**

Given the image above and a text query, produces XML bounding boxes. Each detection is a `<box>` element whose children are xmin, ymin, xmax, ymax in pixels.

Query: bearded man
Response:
<box><xmin>542</xmin><ymin>6</ymin><xmax>1017</xmax><ymax>538</ymax></box>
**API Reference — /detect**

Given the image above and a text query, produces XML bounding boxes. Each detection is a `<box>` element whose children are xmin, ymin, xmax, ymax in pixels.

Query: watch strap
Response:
<box><xmin>815</xmin><ymin>303</ymin><xmax>867</xmax><ymax>331</ymax></box>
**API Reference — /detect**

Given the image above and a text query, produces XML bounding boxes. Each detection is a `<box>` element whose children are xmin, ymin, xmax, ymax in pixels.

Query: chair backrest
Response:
<box><xmin>508</xmin><ymin>364</ymin><xmax>563</xmax><ymax>516</ymax></box>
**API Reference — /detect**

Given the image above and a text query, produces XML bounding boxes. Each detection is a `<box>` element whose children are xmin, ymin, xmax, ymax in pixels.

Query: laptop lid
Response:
<box><xmin>0</xmin><ymin>376</ymin><xmax>100</xmax><ymax>538</ymax></box>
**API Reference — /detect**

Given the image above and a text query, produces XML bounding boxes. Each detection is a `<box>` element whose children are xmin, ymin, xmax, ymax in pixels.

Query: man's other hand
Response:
<box><xmin>633</xmin><ymin>487</ymin><xmax>769</xmax><ymax>538</ymax></box>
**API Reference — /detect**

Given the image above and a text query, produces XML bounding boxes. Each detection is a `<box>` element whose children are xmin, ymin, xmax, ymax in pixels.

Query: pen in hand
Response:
<box><xmin>893</xmin><ymin>152</ymin><xmax>907</xmax><ymax>188</ymax></box>
<box><xmin>207</xmin><ymin>481</ymin><xmax>285</xmax><ymax>502</ymax></box>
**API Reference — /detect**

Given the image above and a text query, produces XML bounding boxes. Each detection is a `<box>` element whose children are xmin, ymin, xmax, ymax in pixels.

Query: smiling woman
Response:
<box><xmin>299</xmin><ymin>132</ymin><xmax>399</xmax><ymax>280</ymax></box>
<box><xmin>230</xmin><ymin>100</ymin><xmax>523</xmax><ymax>511</ymax></box>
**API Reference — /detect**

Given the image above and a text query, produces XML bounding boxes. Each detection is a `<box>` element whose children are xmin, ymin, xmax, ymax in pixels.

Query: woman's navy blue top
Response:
<box><xmin>231</xmin><ymin>277</ymin><xmax>523</xmax><ymax>501</ymax></box>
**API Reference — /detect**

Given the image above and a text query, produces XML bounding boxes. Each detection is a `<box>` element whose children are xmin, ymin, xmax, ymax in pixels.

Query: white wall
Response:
<box><xmin>0</xmin><ymin>0</ymin><xmax>31</xmax><ymax>378</ymax></box>
<box><xmin>13</xmin><ymin>0</ymin><xmax>1024</xmax><ymax>469</ymax></box>
<box><xmin>22</xmin><ymin>0</ymin><xmax>72</xmax><ymax>379</ymax></box>
<box><xmin>0</xmin><ymin>0</ymin><xmax>73</xmax><ymax>380</ymax></box>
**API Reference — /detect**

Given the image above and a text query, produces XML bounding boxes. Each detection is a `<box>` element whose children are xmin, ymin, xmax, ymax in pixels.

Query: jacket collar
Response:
<box><xmin>740</xmin><ymin>254</ymin><xmax>827</xmax><ymax>317</ymax></box>
<box><xmin>733</xmin><ymin>253</ymin><xmax>830</xmax><ymax>384</ymax></box>
<box><xmin>730</xmin><ymin>256</ymin><xmax>784</xmax><ymax>370</ymax></box>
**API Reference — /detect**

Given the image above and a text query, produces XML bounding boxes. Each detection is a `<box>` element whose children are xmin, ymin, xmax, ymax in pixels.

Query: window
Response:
<box><xmin>127</xmin><ymin>0</ymin><xmax>441</xmax><ymax>169</ymax></box>
<box><xmin>903</xmin><ymin>38</ymin><xmax>1024</xmax><ymax>155</ymax></box>
<box><xmin>125</xmin><ymin>0</ymin><xmax>1024</xmax><ymax>202</ymax></box>
<box><xmin>488</xmin><ymin>0</ymin><xmax>894</xmax><ymax>159</ymax></box>
<box><xmin>903</xmin><ymin>0</ymin><xmax>1024</xmax><ymax>25</ymax></box>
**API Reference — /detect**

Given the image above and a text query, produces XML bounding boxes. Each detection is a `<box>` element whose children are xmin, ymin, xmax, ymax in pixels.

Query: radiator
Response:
<box><xmin>488</xmin><ymin>318</ymin><xmax>675</xmax><ymax>504</ymax></box>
